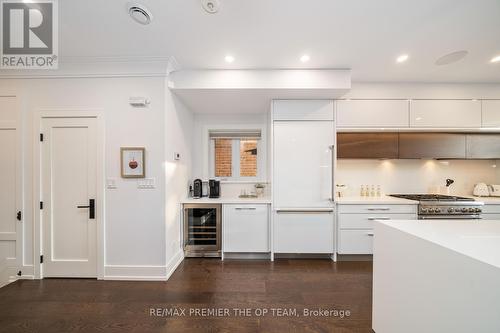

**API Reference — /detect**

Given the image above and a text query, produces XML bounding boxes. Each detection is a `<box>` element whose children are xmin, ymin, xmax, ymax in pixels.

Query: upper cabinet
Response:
<box><xmin>410</xmin><ymin>100</ymin><xmax>481</xmax><ymax>128</ymax></box>
<box><xmin>273</xmin><ymin>100</ymin><xmax>334</xmax><ymax>121</ymax></box>
<box><xmin>399</xmin><ymin>133</ymin><xmax>466</xmax><ymax>159</ymax></box>
<box><xmin>337</xmin><ymin>133</ymin><xmax>399</xmax><ymax>159</ymax></box>
<box><xmin>336</xmin><ymin>99</ymin><xmax>409</xmax><ymax>128</ymax></box>
<box><xmin>482</xmin><ymin>100</ymin><xmax>500</xmax><ymax>128</ymax></box>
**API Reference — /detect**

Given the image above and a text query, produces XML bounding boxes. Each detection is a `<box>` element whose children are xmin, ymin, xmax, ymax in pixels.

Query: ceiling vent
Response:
<box><xmin>201</xmin><ymin>0</ymin><xmax>220</xmax><ymax>14</ymax></box>
<box><xmin>435</xmin><ymin>50</ymin><xmax>468</xmax><ymax>66</ymax></box>
<box><xmin>128</xmin><ymin>3</ymin><xmax>153</xmax><ymax>25</ymax></box>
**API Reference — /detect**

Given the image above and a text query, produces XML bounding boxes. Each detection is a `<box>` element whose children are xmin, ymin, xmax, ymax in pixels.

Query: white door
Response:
<box><xmin>273</xmin><ymin>121</ymin><xmax>334</xmax><ymax>208</ymax></box>
<box><xmin>0</xmin><ymin>126</ymin><xmax>21</xmax><ymax>287</ymax></box>
<box><xmin>42</xmin><ymin>117</ymin><xmax>98</xmax><ymax>277</ymax></box>
<box><xmin>0</xmin><ymin>96</ymin><xmax>21</xmax><ymax>288</ymax></box>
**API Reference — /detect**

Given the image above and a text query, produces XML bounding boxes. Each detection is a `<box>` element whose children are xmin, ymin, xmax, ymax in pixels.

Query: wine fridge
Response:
<box><xmin>183</xmin><ymin>204</ymin><xmax>221</xmax><ymax>257</ymax></box>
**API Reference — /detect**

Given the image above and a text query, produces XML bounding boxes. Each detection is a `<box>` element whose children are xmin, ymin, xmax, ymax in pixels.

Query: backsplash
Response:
<box><xmin>336</xmin><ymin>159</ymin><xmax>500</xmax><ymax>197</ymax></box>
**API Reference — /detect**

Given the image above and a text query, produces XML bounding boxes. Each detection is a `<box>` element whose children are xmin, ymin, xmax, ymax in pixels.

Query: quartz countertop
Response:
<box><xmin>336</xmin><ymin>195</ymin><xmax>418</xmax><ymax>205</ymax></box>
<box><xmin>182</xmin><ymin>197</ymin><xmax>271</xmax><ymax>204</ymax></box>
<box><xmin>376</xmin><ymin>220</ymin><xmax>500</xmax><ymax>269</ymax></box>
<box><xmin>469</xmin><ymin>196</ymin><xmax>500</xmax><ymax>205</ymax></box>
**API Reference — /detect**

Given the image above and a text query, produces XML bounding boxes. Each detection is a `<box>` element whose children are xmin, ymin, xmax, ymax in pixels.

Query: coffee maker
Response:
<box><xmin>192</xmin><ymin>179</ymin><xmax>203</xmax><ymax>198</ymax></box>
<box><xmin>209</xmin><ymin>179</ymin><xmax>220</xmax><ymax>198</ymax></box>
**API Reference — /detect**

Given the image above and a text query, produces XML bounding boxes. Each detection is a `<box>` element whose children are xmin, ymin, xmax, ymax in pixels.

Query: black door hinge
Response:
<box><xmin>40</xmin><ymin>133</ymin><xmax>44</xmax><ymax>142</ymax></box>
<box><xmin>17</xmin><ymin>211</ymin><xmax>22</xmax><ymax>221</ymax></box>
<box><xmin>40</xmin><ymin>202</ymin><xmax>43</xmax><ymax>210</ymax></box>
<box><xmin>40</xmin><ymin>255</ymin><xmax>44</xmax><ymax>264</ymax></box>
<box><xmin>17</xmin><ymin>271</ymin><xmax>22</xmax><ymax>277</ymax></box>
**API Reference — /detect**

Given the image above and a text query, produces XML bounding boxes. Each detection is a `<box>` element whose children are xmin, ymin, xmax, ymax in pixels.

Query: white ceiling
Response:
<box><xmin>32</xmin><ymin>0</ymin><xmax>500</xmax><ymax>82</ymax></box>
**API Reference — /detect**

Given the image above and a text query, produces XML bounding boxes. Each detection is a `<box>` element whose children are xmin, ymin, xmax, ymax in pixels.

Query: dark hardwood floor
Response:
<box><xmin>0</xmin><ymin>259</ymin><xmax>373</xmax><ymax>333</ymax></box>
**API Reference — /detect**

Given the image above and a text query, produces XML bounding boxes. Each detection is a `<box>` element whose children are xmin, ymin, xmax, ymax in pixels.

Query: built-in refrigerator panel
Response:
<box><xmin>273</xmin><ymin>121</ymin><xmax>335</xmax><ymax>208</ymax></box>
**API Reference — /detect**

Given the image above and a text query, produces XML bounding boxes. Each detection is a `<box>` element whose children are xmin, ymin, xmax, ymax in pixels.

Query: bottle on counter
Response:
<box><xmin>370</xmin><ymin>185</ymin><xmax>375</xmax><ymax>197</ymax></box>
<box><xmin>377</xmin><ymin>185</ymin><xmax>382</xmax><ymax>197</ymax></box>
<box><xmin>360</xmin><ymin>185</ymin><xmax>366</xmax><ymax>197</ymax></box>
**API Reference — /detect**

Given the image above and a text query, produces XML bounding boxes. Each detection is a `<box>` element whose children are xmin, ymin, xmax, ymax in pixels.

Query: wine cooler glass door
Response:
<box><xmin>184</xmin><ymin>204</ymin><xmax>221</xmax><ymax>253</ymax></box>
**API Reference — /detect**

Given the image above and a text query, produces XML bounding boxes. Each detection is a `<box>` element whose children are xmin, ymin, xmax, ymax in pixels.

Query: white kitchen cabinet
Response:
<box><xmin>338</xmin><ymin>230</ymin><xmax>374</xmax><ymax>254</ymax></box>
<box><xmin>410</xmin><ymin>99</ymin><xmax>481</xmax><ymax>128</ymax></box>
<box><xmin>273</xmin><ymin>100</ymin><xmax>334</xmax><ymax>121</ymax></box>
<box><xmin>274</xmin><ymin>210</ymin><xmax>334</xmax><ymax>253</ymax></box>
<box><xmin>273</xmin><ymin>121</ymin><xmax>334</xmax><ymax>208</ymax></box>
<box><xmin>482</xmin><ymin>100</ymin><xmax>500</xmax><ymax>128</ymax></box>
<box><xmin>223</xmin><ymin>204</ymin><xmax>269</xmax><ymax>253</ymax></box>
<box><xmin>337</xmin><ymin>204</ymin><xmax>417</xmax><ymax>255</ymax></box>
<box><xmin>336</xmin><ymin>99</ymin><xmax>409</xmax><ymax>128</ymax></box>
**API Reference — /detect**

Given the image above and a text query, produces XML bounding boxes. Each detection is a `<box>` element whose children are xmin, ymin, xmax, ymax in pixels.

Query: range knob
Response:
<box><xmin>469</xmin><ymin>208</ymin><xmax>475</xmax><ymax>213</ymax></box>
<box><xmin>461</xmin><ymin>207</ymin><xmax>468</xmax><ymax>213</ymax></box>
<box><xmin>448</xmin><ymin>207</ymin><xmax>455</xmax><ymax>213</ymax></box>
<box><xmin>475</xmin><ymin>208</ymin><xmax>482</xmax><ymax>213</ymax></box>
<box><xmin>421</xmin><ymin>208</ymin><xmax>428</xmax><ymax>213</ymax></box>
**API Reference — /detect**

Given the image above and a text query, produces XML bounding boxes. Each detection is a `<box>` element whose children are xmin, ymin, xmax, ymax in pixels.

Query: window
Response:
<box><xmin>209</xmin><ymin>129</ymin><xmax>262</xmax><ymax>181</ymax></box>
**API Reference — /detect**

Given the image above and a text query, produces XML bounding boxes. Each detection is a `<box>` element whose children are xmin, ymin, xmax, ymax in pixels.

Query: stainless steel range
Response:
<box><xmin>389</xmin><ymin>194</ymin><xmax>484</xmax><ymax>219</ymax></box>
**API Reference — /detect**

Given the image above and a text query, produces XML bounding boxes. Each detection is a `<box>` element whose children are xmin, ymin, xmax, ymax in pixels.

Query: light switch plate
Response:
<box><xmin>106</xmin><ymin>178</ymin><xmax>117</xmax><ymax>189</ymax></box>
<box><xmin>138</xmin><ymin>178</ymin><xmax>156</xmax><ymax>189</ymax></box>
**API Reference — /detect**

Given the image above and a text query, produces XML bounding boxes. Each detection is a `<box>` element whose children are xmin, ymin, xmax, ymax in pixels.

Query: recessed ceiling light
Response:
<box><xmin>491</xmin><ymin>55</ymin><xmax>500</xmax><ymax>63</ymax></box>
<box><xmin>435</xmin><ymin>50</ymin><xmax>468</xmax><ymax>66</ymax></box>
<box><xmin>128</xmin><ymin>3</ymin><xmax>153</xmax><ymax>25</ymax></box>
<box><xmin>300</xmin><ymin>54</ymin><xmax>310</xmax><ymax>63</ymax></box>
<box><xmin>396</xmin><ymin>54</ymin><xmax>409</xmax><ymax>63</ymax></box>
<box><xmin>224</xmin><ymin>55</ymin><xmax>235</xmax><ymax>63</ymax></box>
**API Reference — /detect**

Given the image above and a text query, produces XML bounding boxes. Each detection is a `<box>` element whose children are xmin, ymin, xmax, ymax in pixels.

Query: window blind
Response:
<box><xmin>209</xmin><ymin>129</ymin><xmax>261</xmax><ymax>140</ymax></box>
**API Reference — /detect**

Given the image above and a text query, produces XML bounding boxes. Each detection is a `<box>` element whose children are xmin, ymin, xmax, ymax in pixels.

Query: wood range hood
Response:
<box><xmin>337</xmin><ymin>132</ymin><xmax>500</xmax><ymax>160</ymax></box>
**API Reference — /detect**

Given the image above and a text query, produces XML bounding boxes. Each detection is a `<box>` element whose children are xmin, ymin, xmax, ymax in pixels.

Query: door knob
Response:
<box><xmin>77</xmin><ymin>199</ymin><xmax>95</xmax><ymax>219</ymax></box>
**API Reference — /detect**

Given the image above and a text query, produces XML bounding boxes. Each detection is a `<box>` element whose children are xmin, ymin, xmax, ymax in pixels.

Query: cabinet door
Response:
<box><xmin>337</xmin><ymin>133</ymin><xmax>399</xmax><ymax>159</ymax></box>
<box><xmin>410</xmin><ymin>100</ymin><xmax>481</xmax><ymax>128</ymax></box>
<box><xmin>338</xmin><ymin>214</ymin><xmax>417</xmax><ymax>229</ymax></box>
<box><xmin>482</xmin><ymin>100</ymin><xmax>500</xmax><ymax>128</ymax></box>
<box><xmin>273</xmin><ymin>100</ymin><xmax>334</xmax><ymax>121</ymax></box>
<box><xmin>274</xmin><ymin>121</ymin><xmax>334</xmax><ymax>208</ymax></box>
<box><xmin>224</xmin><ymin>205</ymin><xmax>269</xmax><ymax>252</ymax></box>
<box><xmin>399</xmin><ymin>133</ymin><xmax>466</xmax><ymax>159</ymax></box>
<box><xmin>338</xmin><ymin>230</ymin><xmax>374</xmax><ymax>254</ymax></box>
<box><xmin>336</xmin><ymin>100</ymin><xmax>409</xmax><ymax>128</ymax></box>
<box><xmin>466</xmin><ymin>134</ymin><xmax>500</xmax><ymax>159</ymax></box>
<box><xmin>274</xmin><ymin>211</ymin><xmax>334</xmax><ymax>253</ymax></box>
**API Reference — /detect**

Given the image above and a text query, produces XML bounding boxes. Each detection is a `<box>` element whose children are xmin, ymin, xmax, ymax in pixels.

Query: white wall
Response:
<box><xmin>0</xmin><ymin>76</ymin><xmax>175</xmax><ymax>280</ymax></box>
<box><xmin>164</xmin><ymin>85</ymin><xmax>193</xmax><ymax>277</ymax></box>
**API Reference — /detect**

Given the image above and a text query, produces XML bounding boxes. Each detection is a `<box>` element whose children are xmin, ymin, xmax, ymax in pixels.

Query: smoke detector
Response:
<box><xmin>127</xmin><ymin>3</ymin><xmax>153</xmax><ymax>25</ymax></box>
<box><xmin>201</xmin><ymin>0</ymin><xmax>220</xmax><ymax>14</ymax></box>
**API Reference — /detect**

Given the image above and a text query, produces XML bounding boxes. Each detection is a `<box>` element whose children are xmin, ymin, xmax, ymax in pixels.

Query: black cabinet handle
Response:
<box><xmin>77</xmin><ymin>199</ymin><xmax>95</xmax><ymax>219</ymax></box>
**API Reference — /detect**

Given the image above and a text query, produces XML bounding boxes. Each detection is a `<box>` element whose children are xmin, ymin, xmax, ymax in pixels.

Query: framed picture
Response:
<box><xmin>121</xmin><ymin>147</ymin><xmax>145</xmax><ymax>178</ymax></box>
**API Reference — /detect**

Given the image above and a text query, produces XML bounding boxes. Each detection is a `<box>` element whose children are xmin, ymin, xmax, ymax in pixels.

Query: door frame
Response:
<box><xmin>33</xmin><ymin>109</ymin><xmax>105</xmax><ymax>279</ymax></box>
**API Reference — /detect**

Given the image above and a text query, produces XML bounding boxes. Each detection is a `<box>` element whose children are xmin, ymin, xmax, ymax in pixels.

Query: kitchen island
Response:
<box><xmin>372</xmin><ymin>220</ymin><xmax>500</xmax><ymax>333</ymax></box>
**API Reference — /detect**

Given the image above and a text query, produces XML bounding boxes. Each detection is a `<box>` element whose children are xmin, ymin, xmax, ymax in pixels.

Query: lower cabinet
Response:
<box><xmin>481</xmin><ymin>204</ymin><xmax>500</xmax><ymax>221</ymax></box>
<box><xmin>223</xmin><ymin>204</ymin><xmax>269</xmax><ymax>253</ymax></box>
<box><xmin>338</xmin><ymin>204</ymin><xmax>417</xmax><ymax>255</ymax></box>
<box><xmin>274</xmin><ymin>210</ymin><xmax>334</xmax><ymax>254</ymax></box>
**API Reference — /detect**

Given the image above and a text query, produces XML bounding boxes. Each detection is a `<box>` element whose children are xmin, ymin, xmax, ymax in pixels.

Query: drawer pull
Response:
<box><xmin>276</xmin><ymin>208</ymin><xmax>334</xmax><ymax>214</ymax></box>
<box><xmin>235</xmin><ymin>207</ymin><xmax>257</xmax><ymax>210</ymax></box>
<box><xmin>366</xmin><ymin>232</ymin><xmax>374</xmax><ymax>236</ymax></box>
<box><xmin>367</xmin><ymin>217</ymin><xmax>391</xmax><ymax>221</ymax></box>
<box><xmin>367</xmin><ymin>207</ymin><xmax>390</xmax><ymax>211</ymax></box>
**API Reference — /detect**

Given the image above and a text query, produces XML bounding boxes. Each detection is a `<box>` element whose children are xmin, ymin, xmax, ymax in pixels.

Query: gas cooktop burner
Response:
<box><xmin>389</xmin><ymin>194</ymin><xmax>475</xmax><ymax>202</ymax></box>
<box><xmin>389</xmin><ymin>194</ymin><xmax>483</xmax><ymax>219</ymax></box>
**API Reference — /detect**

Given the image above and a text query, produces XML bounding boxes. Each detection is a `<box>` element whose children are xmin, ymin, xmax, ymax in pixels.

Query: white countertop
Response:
<box><xmin>182</xmin><ymin>197</ymin><xmax>271</xmax><ymax>204</ymax></box>
<box><xmin>469</xmin><ymin>196</ymin><xmax>500</xmax><ymax>205</ymax></box>
<box><xmin>336</xmin><ymin>195</ymin><xmax>418</xmax><ymax>205</ymax></box>
<box><xmin>377</xmin><ymin>220</ymin><xmax>500</xmax><ymax>269</ymax></box>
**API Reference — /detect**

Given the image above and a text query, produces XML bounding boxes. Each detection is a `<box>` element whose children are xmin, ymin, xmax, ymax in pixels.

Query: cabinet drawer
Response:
<box><xmin>339</xmin><ymin>213</ymin><xmax>417</xmax><ymax>229</ymax></box>
<box><xmin>274</xmin><ymin>211</ymin><xmax>334</xmax><ymax>253</ymax></box>
<box><xmin>338</xmin><ymin>204</ymin><xmax>417</xmax><ymax>214</ymax></box>
<box><xmin>224</xmin><ymin>205</ymin><xmax>269</xmax><ymax>253</ymax></box>
<box><xmin>338</xmin><ymin>230</ymin><xmax>374</xmax><ymax>254</ymax></box>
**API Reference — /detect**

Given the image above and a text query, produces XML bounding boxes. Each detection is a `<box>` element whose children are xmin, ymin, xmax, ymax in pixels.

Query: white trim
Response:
<box><xmin>33</xmin><ymin>109</ymin><xmax>105</xmax><ymax>280</ymax></box>
<box><xmin>104</xmin><ymin>265</ymin><xmax>167</xmax><ymax>281</ymax></box>
<box><xmin>165</xmin><ymin>250</ymin><xmax>184</xmax><ymax>280</ymax></box>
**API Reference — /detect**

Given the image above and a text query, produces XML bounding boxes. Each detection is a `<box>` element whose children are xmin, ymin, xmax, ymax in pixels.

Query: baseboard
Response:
<box><xmin>166</xmin><ymin>250</ymin><xmax>184</xmax><ymax>280</ymax></box>
<box><xmin>20</xmin><ymin>265</ymin><xmax>34</xmax><ymax>279</ymax></box>
<box><xmin>104</xmin><ymin>265</ymin><xmax>167</xmax><ymax>281</ymax></box>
